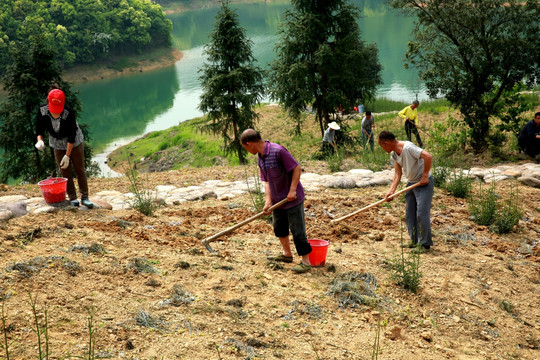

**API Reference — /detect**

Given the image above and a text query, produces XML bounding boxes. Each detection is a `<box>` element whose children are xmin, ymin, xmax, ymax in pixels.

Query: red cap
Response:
<box><xmin>47</xmin><ymin>89</ymin><xmax>65</xmax><ymax>114</ymax></box>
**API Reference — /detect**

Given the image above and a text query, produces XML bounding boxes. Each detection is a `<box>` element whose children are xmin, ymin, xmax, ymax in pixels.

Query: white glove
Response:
<box><xmin>60</xmin><ymin>155</ymin><xmax>70</xmax><ymax>169</ymax></box>
<box><xmin>35</xmin><ymin>140</ymin><xmax>45</xmax><ymax>151</ymax></box>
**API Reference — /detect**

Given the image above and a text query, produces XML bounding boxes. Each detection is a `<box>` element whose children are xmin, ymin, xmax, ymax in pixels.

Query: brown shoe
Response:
<box><xmin>291</xmin><ymin>263</ymin><xmax>311</xmax><ymax>273</ymax></box>
<box><xmin>267</xmin><ymin>254</ymin><xmax>293</xmax><ymax>263</ymax></box>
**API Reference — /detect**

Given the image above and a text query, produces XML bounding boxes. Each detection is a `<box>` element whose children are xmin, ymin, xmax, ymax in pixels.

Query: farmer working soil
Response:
<box><xmin>398</xmin><ymin>100</ymin><xmax>423</xmax><ymax>148</ymax></box>
<box><xmin>241</xmin><ymin>129</ymin><xmax>312</xmax><ymax>273</ymax></box>
<box><xmin>35</xmin><ymin>89</ymin><xmax>93</xmax><ymax>208</ymax></box>
<box><xmin>322</xmin><ymin>121</ymin><xmax>340</xmax><ymax>157</ymax></box>
<box><xmin>361</xmin><ymin>111</ymin><xmax>375</xmax><ymax>151</ymax></box>
<box><xmin>378</xmin><ymin>131</ymin><xmax>433</xmax><ymax>253</ymax></box>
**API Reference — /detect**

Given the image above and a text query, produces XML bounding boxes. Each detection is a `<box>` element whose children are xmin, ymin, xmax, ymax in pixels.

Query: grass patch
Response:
<box><xmin>445</xmin><ymin>170</ymin><xmax>472</xmax><ymax>198</ymax></box>
<box><xmin>109</xmin><ymin>116</ymin><xmax>239</xmax><ymax>172</ymax></box>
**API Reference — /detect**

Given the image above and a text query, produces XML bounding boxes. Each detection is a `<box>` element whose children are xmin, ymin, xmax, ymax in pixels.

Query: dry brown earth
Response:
<box><xmin>1</xmin><ymin>167</ymin><xmax>539</xmax><ymax>359</ymax></box>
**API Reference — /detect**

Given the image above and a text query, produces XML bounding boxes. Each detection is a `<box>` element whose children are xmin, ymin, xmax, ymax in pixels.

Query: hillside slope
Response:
<box><xmin>0</xmin><ymin>165</ymin><xmax>539</xmax><ymax>359</ymax></box>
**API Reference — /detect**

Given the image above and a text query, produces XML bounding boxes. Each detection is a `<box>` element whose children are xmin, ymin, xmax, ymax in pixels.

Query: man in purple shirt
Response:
<box><xmin>241</xmin><ymin>129</ymin><xmax>312</xmax><ymax>273</ymax></box>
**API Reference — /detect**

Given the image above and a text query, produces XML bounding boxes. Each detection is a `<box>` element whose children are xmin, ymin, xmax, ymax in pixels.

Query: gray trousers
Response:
<box><xmin>405</xmin><ymin>176</ymin><xmax>434</xmax><ymax>247</ymax></box>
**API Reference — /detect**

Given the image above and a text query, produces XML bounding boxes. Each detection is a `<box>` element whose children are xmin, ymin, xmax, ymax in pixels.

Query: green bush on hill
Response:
<box><xmin>0</xmin><ymin>0</ymin><xmax>172</xmax><ymax>73</ymax></box>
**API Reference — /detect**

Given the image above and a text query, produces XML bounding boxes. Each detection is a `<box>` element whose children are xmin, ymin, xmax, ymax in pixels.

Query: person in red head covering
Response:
<box><xmin>35</xmin><ymin>89</ymin><xmax>93</xmax><ymax>208</ymax></box>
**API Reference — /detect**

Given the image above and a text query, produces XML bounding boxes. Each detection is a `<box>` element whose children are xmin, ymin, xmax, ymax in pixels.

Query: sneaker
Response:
<box><xmin>401</xmin><ymin>242</ymin><xmax>416</xmax><ymax>249</ymax></box>
<box><xmin>267</xmin><ymin>254</ymin><xmax>293</xmax><ymax>263</ymax></box>
<box><xmin>291</xmin><ymin>263</ymin><xmax>311</xmax><ymax>273</ymax></box>
<box><xmin>411</xmin><ymin>245</ymin><xmax>430</xmax><ymax>254</ymax></box>
<box><xmin>71</xmin><ymin>200</ymin><xmax>80</xmax><ymax>207</ymax></box>
<box><xmin>81</xmin><ymin>198</ymin><xmax>94</xmax><ymax>209</ymax></box>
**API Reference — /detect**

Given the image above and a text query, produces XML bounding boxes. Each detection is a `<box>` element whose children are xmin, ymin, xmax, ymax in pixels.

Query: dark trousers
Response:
<box><xmin>54</xmin><ymin>143</ymin><xmax>89</xmax><ymax>200</ymax></box>
<box><xmin>322</xmin><ymin>142</ymin><xmax>334</xmax><ymax>157</ymax></box>
<box><xmin>272</xmin><ymin>202</ymin><xmax>312</xmax><ymax>256</ymax></box>
<box><xmin>405</xmin><ymin>121</ymin><xmax>424</xmax><ymax>148</ymax></box>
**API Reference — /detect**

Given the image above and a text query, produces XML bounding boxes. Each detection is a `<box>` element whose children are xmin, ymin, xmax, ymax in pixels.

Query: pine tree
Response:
<box><xmin>198</xmin><ymin>0</ymin><xmax>265</xmax><ymax>164</ymax></box>
<box><xmin>268</xmin><ymin>0</ymin><xmax>382</xmax><ymax>136</ymax></box>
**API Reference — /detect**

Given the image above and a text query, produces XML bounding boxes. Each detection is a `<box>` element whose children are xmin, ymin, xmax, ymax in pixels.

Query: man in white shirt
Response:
<box><xmin>322</xmin><ymin>121</ymin><xmax>340</xmax><ymax>156</ymax></box>
<box><xmin>378</xmin><ymin>130</ymin><xmax>434</xmax><ymax>253</ymax></box>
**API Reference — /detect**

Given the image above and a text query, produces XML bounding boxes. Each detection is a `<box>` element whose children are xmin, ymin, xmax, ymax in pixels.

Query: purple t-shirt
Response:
<box><xmin>257</xmin><ymin>141</ymin><xmax>305</xmax><ymax>209</ymax></box>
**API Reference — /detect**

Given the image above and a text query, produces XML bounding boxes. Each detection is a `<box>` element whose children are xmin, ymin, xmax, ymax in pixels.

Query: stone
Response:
<box><xmin>91</xmin><ymin>199</ymin><xmax>113</xmax><ymax>210</ymax></box>
<box><xmin>0</xmin><ymin>195</ymin><xmax>27</xmax><ymax>203</ymax></box>
<box><xmin>517</xmin><ymin>176</ymin><xmax>540</xmax><ymax>188</ymax></box>
<box><xmin>330</xmin><ymin>177</ymin><xmax>357</xmax><ymax>189</ymax></box>
<box><xmin>348</xmin><ymin>169</ymin><xmax>374</xmax><ymax>176</ymax></box>
<box><xmin>0</xmin><ymin>209</ymin><xmax>14</xmax><ymax>221</ymax></box>
<box><xmin>184</xmin><ymin>190</ymin><xmax>217</xmax><ymax>201</ymax></box>
<box><xmin>0</xmin><ymin>201</ymin><xmax>28</xmax><ymax>217</ymax></box>
<box><xmin>33</xmin><ymin>205</ymin><xmax>57</xmax><ymax>214</ymax></box>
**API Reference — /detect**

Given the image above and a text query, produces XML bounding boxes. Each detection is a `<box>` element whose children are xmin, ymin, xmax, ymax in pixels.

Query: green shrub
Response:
<box><xmin>445</xmin><ymin>170</ymin><xmax>472</xmax><ymax>198</ymax></box>
<box><xmin>432</xmin><ymin>158</ymin><xmax>453</xmax><ymax>188</ymax></box>
<box><xmin>125</xmin><ymin>157</ymin><xmax>160</xmax><ymax>216</ymax></box>
<box><xmin>327</xmin><ymin>150</ymin><xmax>344</xmax><ymax>173</ymax></box>
<box><xmin>491</xmin><ymin>187</ymin><xmax>522</xmax><ymax>234</ymax></box>
<box><xmin>388</xmin><ymin>218</ymin><xmax>422</xmax><ymax>293</ymax></box>
<box><xmin>469</xmin><ymin>182</ymin><xmax>498</xmax><ymax>226</ymax></box>
<box><xmin>157</xmin><ymin>141</ymin><xmax>170</xmax><ymax>151</ymax></box>
<box><xmin>427</xmin><ymin>115</ymin><xmax>468</xmax><ymax>158</ymax></box>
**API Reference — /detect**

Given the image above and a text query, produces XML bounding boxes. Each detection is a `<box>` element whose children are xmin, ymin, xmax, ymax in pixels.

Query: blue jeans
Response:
<box><xmin>405</xmin><ymin>176</ymin><xmax>434</xmax><ymax>247</ymax></box>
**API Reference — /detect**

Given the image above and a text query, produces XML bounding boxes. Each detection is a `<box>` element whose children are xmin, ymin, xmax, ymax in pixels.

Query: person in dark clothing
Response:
<box><xmin>518</xmin><ymin>112</ymin><xmax>540</xmax><ymax>160</ymax></box>
<box><xmin>35</xmin><ymin>89</ymin><xmax>93</xmax><ymax>208</ymax></box>
<box><xmin>241</xmin><ymin>129</ymin><xmax>312</xmax><ymax>273</ymax></box>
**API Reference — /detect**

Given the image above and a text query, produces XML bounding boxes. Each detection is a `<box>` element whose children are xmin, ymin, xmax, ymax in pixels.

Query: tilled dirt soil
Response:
<box><xmin>0</xmin><ymin>169</ymin><xmax>539</xmax><ymax>360</ymax></box>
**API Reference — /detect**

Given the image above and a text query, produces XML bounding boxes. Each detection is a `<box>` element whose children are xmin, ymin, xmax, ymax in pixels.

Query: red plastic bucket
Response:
<box><xmin>308</xmin><ymin>239</ymin><xmax>329</xmax><ymax>267</ymax></box>
<box><xmin>38</xmin><ymin>177</ymin><xmax>68</xmax><ymax>204</ymax></box>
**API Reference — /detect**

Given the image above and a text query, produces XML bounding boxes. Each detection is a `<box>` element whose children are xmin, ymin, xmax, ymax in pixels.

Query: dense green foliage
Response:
<box><xmin>390</xmin><ymin>0</ymin><xmax>540</xmax><ymax>153</ymax></box>
<box><xmin>0</xmin><ymin>0</ymin><xmax>172</xmax><ymax>73</ymax></box>
<box><xmin>0</xmin><ymin>36</ymin><xmax>94</xmax><ymax>183</ymax></box>
<box><xmin>268</xmin><ymin>0</ymin><xmax>383</xmax><ymax>136</ymax></box>
<box><xmin>199</xmin><ymin>0</ymin><xmax>265</xmax><ymax>164</ymax></box>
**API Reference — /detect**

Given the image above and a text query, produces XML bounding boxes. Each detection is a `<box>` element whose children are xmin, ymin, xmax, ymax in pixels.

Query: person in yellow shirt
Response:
<box><xmin>398</xmin><ymin>100</ymin><xmax>423</xmax><ymax>148</ymax></box>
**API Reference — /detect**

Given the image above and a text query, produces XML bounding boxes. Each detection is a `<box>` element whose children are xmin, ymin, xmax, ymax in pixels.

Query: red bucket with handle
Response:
<box><xmin>308</xmin><ymin>239</ymin><xmax>329</xmax><ymax>267</ymax></box>
<box><xmin>38</xmin><ymin>177</ymin><xmax>68</xmax><ymax>204</ymax></box>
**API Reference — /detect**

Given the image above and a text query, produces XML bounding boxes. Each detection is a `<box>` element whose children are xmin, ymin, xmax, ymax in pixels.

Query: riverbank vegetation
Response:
<box><xmin>107</xmin><ymin>92</ymin><xmax>540</xmax><ymax>174</ymax></box>
<box><xmin>0</xmin><ymin>0</ymin><xmax>172</xmax><ymax>74</ymax></box>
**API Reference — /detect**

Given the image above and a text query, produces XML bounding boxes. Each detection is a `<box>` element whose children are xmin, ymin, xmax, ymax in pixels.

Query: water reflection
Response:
<box><xmin>75</xmin><ymin>66</ymin><xmax>179</xmax><ymax>153</ymax></box>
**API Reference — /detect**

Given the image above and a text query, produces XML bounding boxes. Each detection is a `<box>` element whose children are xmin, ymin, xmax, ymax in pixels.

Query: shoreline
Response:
<box><xmin>63</xmin><ymin>48</ymin><xmax>184</xmax><ymax>85</ymax></box>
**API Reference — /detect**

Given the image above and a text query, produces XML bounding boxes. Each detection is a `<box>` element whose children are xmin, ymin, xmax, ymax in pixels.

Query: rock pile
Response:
<box><xmin>1</xmin><ymin>163</ymin><xmax>539</xmax><ymax>221</ymax></box>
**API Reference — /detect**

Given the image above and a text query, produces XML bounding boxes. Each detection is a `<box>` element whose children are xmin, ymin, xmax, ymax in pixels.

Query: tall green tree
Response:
<box><xmin>0</xmin><ymin>36</ymin><xmax>88</xmax><ymax>183</ymax></box>
<box><xmin>268</xmin><ymin>0</ymin><xmax>382</xmax><ymax>136</ymax></box>
<box><xmin>390</xmin><ymin>0</ymin><xmax>540</xmax><ymax>153</ymax></box>
<box><xmin>198</xmin><ymin>0</ymin><xmax>265</xmax><ymax>164</ymax></box>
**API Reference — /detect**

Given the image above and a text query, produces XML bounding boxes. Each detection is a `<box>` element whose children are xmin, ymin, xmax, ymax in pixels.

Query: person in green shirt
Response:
<box><xmin>398</xmin><ymin>100</ymin><xmax>423</xmax><ymax>148</ymax></box>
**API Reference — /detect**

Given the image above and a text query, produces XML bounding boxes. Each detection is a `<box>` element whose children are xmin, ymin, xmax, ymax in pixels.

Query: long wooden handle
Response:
<box><xmin>202</xmin><ymin>198</ymin><xmax>289</xmax><ymax>245</ymax></box>
<box><xmin>330</xmin><ymin>182</ymin><xmax>422</xmax><ymax>225</ymax></box>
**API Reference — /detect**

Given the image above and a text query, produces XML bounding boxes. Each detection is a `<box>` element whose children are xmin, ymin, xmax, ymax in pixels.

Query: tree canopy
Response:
<box><xmin>268</xmin><ymin>0</ymin><xmax>383</xmax><ymax>136</ymax></box>
<box><xmin>0</xmin><ymin>0</ymin><xmax>172</xmax><ymax>73</ymax></box>
<box><xmin>198</xmin><ymin>1</ymin><xmax>265</xmax><ymax>164</ymax></box>
<box><xmin>390</xmin><ymin>0</ymin><xmax>540</xmax><ymax>152</ymax></box>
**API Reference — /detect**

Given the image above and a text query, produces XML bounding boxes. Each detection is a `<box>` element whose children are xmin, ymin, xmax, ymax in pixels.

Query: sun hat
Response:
<box><xmin>47</xmin><ymin>89</ymin><xmax>65</xmax><ymax>114</ymax></box>
<box><xmin>328</xmin><ymin>121</ymin><xmax>340</xmax><ymax>130</ymax></box>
